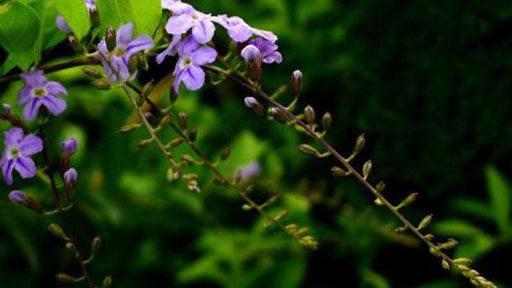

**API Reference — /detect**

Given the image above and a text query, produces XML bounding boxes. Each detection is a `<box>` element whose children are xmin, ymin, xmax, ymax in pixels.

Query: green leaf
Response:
<box><xmin>0</xmin><ymin>1</ymin><xmax>41</xmax><ymax>70</ymax></box>
<box><xmin>96</xmin><ymin>0</ymin><xmax>161</xmax><ymax>35</ymax></box>
<box><xmin>485</xmin><ymin>165</ymin><xmax>511</xmax><ymax>233</ymax></box>
<box><xmin>53</xmin><ymin>0</ymin><xmax>90</xmax><ymax>39</ymax></box>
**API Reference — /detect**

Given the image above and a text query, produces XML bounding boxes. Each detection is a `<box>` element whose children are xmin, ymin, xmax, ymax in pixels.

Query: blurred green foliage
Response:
<box><xmin>0</xmin><ymin>0</ymin><xmax>511</xmax><ymax>287</ymax></box>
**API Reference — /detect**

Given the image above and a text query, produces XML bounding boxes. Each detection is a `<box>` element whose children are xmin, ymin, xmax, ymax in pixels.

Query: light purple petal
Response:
<box><xmin>14</xmin><ymin>156</ymin><xmax>36</xmax><ymax>179</ymax></box>
<box><xmin>191</xmin><ymin>47</ymin><xmax>217</xmax><ymax>66</ymax></box>
<box><xmin>2</xmin><ymin>159</ymin><xmax>15</xmax><ymax>185</ymax></box>
<box><xmin>126</xmin><ymin>35</ymin><xmax>154</xmax><ymax>56</ymax></box>
<box><xmin>178</xmin><ymin>36</ymin><xmax>199</xmax><ymax>56</ymax></box>
<box><xmin>18</xmin><ymin>87</ymin><xmax>32</xmax><ymax>105</ymax></box>
<box><xmin>192</xmin><ymin>20</ymin><xmax>215</xmax><ymax>44</ymax></box>
<box><xmin>169</xmin><ymin>2</ymin><xmax>194</xmax><ymax>15</ymax></box>
<box><xmin>111</xmin><ymin>57</ymin><xmax>130</xmax><ymax>81</ymax></box>
<box><xmin>116</xmin><ymin>22</ymin><xmax>134</xmax><ymax>45</ymax></box>
<box><xmin>165</xmin><ymin>14</ymin><xmax>194</xmax><ymax>35</ymax></box>
<box><xmin>4</xmin><ymin>127</ymin><xmax>24</xmax><ymax>147</ymax></box>
<box><xmin>22</xmin><ymin>99</ymin><xmax>43</xmax><ymax>121</ymax></box>
<box><xmin>45</xmin><ymin>81</ymin><xmax>68</xmax><ymax>96</ymax></box>
<box><xmin>156</xmin><ymin>35</ymin><xmax>181</xmax><ymax>64</ymax></box>
<box><xmin>227</xmin><ymin>23</ymin><xmax>253</xmax><ymax>43</ymax></box>
<box><xmin>21</xmin><ymin>71</ymin><xmax>47</xmax><ymax>87</ymax></box>
<box><xmin>263</xmin><ymin>52</ymin><xmax>283</xmax><ymax>64</ymax></box>
<box><xmin>41</xmin><ymin>95</ymin><xmax>67</xmax><ymax>116</ymax></box>
<box><xmin>19</xmin><ymin>134</ymin><xmax>43</xmax><ymax>155</ymax></box>
<box><xmin>181</xmin><ymin>65</ymin><xmax>205</xmax><ymax>91</ymax></box>
<box><xmin>253</xmin><ymin>29</ymin><xmax>278</xmax><ymax>42</ymax></box>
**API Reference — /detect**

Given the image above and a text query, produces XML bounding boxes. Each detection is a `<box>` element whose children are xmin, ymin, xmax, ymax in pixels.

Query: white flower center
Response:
<box><xmin>8</xmin><ymin>146</ymin><xmax>20</xmax><ymax>159</ymax></box>
<box><xmin>182</xmin><ymin>56</ymin><xmax>193</xmax><ymax>68</ymax></box>
<box><xmin>32</xmin><ymin>87</ymin><xmax>47</xmax><ymax>98</ymax></box>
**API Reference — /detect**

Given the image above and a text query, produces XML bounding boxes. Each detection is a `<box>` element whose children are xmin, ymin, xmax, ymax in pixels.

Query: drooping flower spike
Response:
<box><xmin>98</xmin><ymin>22</ymin><xmax>154</xmax><ymax>82</ymax></box>
<box><xmin>173</xmin><ymin>36</ymin><xmax>217</xmax><ymax>94</ymax></box>
<box><xmin>18</xmin><ymin>71</ymin><xmax>67</xmax><ymax>121</ymax></box>
<box><xmin>0</xmin><ymin>128</ymin><xmax>43</xmax><ymax>185</ymax></box>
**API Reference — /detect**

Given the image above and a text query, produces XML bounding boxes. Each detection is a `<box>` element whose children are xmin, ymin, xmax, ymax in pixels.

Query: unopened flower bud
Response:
<box><xmin>106</xmin><ymin>27</ymin><xmax>117</xmax><ymax>52</ymax></box>
<box><xmin>418</xmin><ymin>214</ymin><xmax>433</xmax><ymax>230</ymax></box>
<box><xmin>91</xmin><ymin>80</ymin><xmax>112</xmax><ymax>90</ymax></box>
<box><xmin>64</xmin><ymin>168</ymin><xmax>78</xmax><ymax>187</ymax></box>
<box><xmin>362</xmin><ymin>160</ymin><xmax>372</xmax><ymax>178</ymax></box>
<box><xmin>299</xmin><ymin>144</ymin><xmax>320</xmax><ymax>157</ymax></box>
<box><xmin>331</xmin><ymin>166</ymin><xmax>350</xmax><ymax>176</ymax></box>
<box><xmin>244</xmin><ymin>97</ymin><xmax>265</xmax><ymax>116</ymax></box>
<box><xmin>376</xmin><ymin>181</ymin><xmax>385</xmax><ymax>193</ymax></box>
<box><xmin>91</xmin><ymin>236</ymin><xmax>101</xmax><ymax>255</ymax></box>
<box><xmin>188</xmin><ymin>127</ymin><xmax>198</xmax><ymax>142</ymax></box>
<box><xmin>353</xmin><ymin>134</ymin><xmax>366</xmax><ymax>155</ymax></box>
<box><xmin>270</xmin><ymin>107</ymin><xmax>289</xmax><ymax>124</ymax></box>
<box><xmin>56</xmin><ymin>273</ymin><xmax>78</xmax><ymax>283</ymax></box>
<box><xmin>83</xmin><ymin>67</ymin><xmax>104</xmax><ymax>78</ymax></box>
<box><xmin>396</xmin><ymin>193</ymin><xmax>419</xmax><ymax>210</ymax></box>
<box><xmin>241</xmin><ymin>45</ymin><xmax>262</xmax><ymax>82</ymax></box>
<box><xmin>178</xmin><ymin>112</ymin><xmax>187</xmax><ymax>129</ymax></box>
<box><xmin>68</xmin><ymin>35</ymin><xmax>84</xmax><ymax>53</ymax></box>
<box><xmin>90</xmin><ymin>8</ymin><xmax>100</xmax><ymax>27</ymax></box>
<box><xmin>304</xmin><ymin>105</ymin><xmax>316</xmax><ymax>124</ymax></box>
<box><xmin>322</xmin><ymin>112</ymin><xmax>332</xmax><ymax>130</ymax></box>
<box><xmin>62</xmin><ymin>138</ymin><xmax>78</xmax><ymax>155</ymax></box>
<box><xmin>8</xmin><ymin>190</ymin><xmax>27</xmax><ymax>205</ymax></box>
<box><xmin>48</xmin><ymin>223</ymin><xmax>68</xmax><ymax>241</ymax></box>
<box><xmin>128</xmin><ymin>55</ymin><xmax>140</xmax><ymax>74</ymax></box>
<box><xmin>103</xmin><ymin>275</ymin><xmax>113</xmax><ymax>288</ymax></box>
<box><xmin>292</xmin><ymin>70</ymin><xmax>303</xmax><ymax>97</ymax></box>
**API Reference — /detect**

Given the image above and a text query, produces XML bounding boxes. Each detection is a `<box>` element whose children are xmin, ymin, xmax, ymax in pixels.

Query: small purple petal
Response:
<box><xmin>165</xmin><ymin>14</ymin><xmax>194</xmax><ymax>35</ymax></box>
<box><xmin>2</xmin><ymin>159</ymin><xmax>15</xmax><ymax>185</ymax></box>
<box><xmin>180</xmin><ymin>65</ymin><xmax>205</xmax><ymax>91</ymax></box>
<box><xmin>20</xmin><ymin>71</ymin><xmax>47</xmax><ymax>87</ymax></box>
<box><xmin>116</xmin><ymin>22</ymin><xmax>134</xmax><ymax>45</ymax></box>
<box><xmin>4</xmin><ymin>128</ymin><xmax>24</xmax><ymax>146</ymax></box>
<box><xmin>126</xmin><ymin>35</ymin><xmax>154</xmax><ymax>56</ymax></box>
<box><xmin>191</xmin><ymin>47</ymin><xmax>217</xmax><ymax>66</ymax></box>
<box><xmin>41</xmin><ymin>95</ymin><xmax>67</xmax><ymax>116</ymax></box>
<box><xmin>45</xmin><ymin>81</ymin><xmax>68</xmax><ymax>96</ymax></box>
<box><xmin>192</xmin><ymin>19</ymin><xmax>215</xmax><ymax>44</ymax></box>
<box><xmin>239</xmin><ymin>161</ymin><xmax>261</xmax><ymax>179</ymax></box>
<box><xmin>22</xmin><ymin>99</ymin><xmax>43</xmax><ymax>121</ymax></box>
<box><xmin>14</xmin><ymin>156</ymin><xmax>36</xmax><ymax>179</ymax></box>
<box><xmin>19</xmin><ymin>134</ymin><xmax>43</xmax><ymax>155</ymax></box>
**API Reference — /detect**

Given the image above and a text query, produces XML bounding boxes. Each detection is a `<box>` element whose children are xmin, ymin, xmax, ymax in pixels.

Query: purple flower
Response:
<box><xmin>0</xmin><ymin>128</ymin><xmax>43</xmax><ymax>185</ymax></box>
<box><xmin>63</xmin><ymin>168</ymin><xmax>78</xmax><ymax>185</ymax></box>
<box><xmin>8</xmin><ymin>190</ymin><xmax>27</xmax><ymax>205</ymax></box>
<box><xmin>173</xmin><ymin>36</ymin><xmax>217</xmax><ymax>93</ymax></box>
<box><xmin>238</xmin><ymin>161</ymin><xmax>261</xmax><ymax>179</ymax></box>
<box><xmin>62</xmin><ymin>138</ymin><xmax>78</xmax><ymax>155</ymax></box>
<box><xmin>164</xmin><ymin>3</ymin><xmax>217</xmax><ymax>44</ymax></box>
<box><xmin>98</xmin><ymin>23</ymin><xmax>154</xmax><ymax>82</ymax></box>
<box><xmin>18</xmin><ymin>71</ymin><xmax>67</xmax><ymax>121</ymax></box>
<box><xmin>215</xmin><ymin>15</ymin><xmax>277</xmax><ymax>43</ymax></box>
<box><xmin>248</xmin><ymin>38</ymin><xmax>282</xmax><ymax>64</ymax></box>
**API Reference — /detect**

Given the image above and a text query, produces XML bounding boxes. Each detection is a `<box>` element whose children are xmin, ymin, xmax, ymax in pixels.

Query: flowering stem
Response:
<box><xmin>123</xmin><ymin>82</ymin><xmax>317</xmax><ymax>249</ymax></box>
<box><xmin>205</xmin><ymin>64</ymin><xmax>495</xmax><ymax>287</ymax></box>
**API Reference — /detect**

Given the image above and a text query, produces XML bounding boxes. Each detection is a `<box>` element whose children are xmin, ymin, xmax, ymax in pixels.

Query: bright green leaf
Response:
<box><xmin>53</xmin><ymin>0</ymin><xmax>90</xmax><ymax>39</ymax></box>
<box><xmin>485</xmin><ymin>165</ymin><xmax>511</xmax><ymax>233</ymax></box>
<box><xmin>0</xmin><ymin>1</ymin><xmax>41</xmax><ymax>70</ymax></box>
<box><xmin>96</xmin><ymin>0</ymin><xmax>161</xmax><ymax>35</ymax></box>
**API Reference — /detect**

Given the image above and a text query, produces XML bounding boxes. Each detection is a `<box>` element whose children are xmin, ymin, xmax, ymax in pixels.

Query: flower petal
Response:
<box><xmin>126</xmin><ymin>35</ymin><xmax>154</xmax><ymax>56</ymax></box>
<box><xmin>19</xmin><ymin>134</ymin><xmax>43</xmax><ymax>155</ymax></box>
<box><xmin>18</xmin><ymin>87</ymin><xmax>32</xmax><ymax>105</ymax></box>
<box><xmin>117</xmin><ymin>22</ymin><xmax>134</xmax><ymax>45</ymax></box>
<box><xmin>228</xmin><ymin>23</ymin><xmax>253</xmax><ymax>43</ymax></box>
<box><xmin>253</xmin><ymin>29</ymin><xmax>278</xmax><ymax>42</ymax></box>
<box><xmin>111</xmin><ymin>57</ymin><xmax>130</xmax><ymax>82</ymax></box>
<box><xmin>22</xmin><ymin>99</ymin><xmax>43</xmax><ymax>121</ymax></box>
<box><xmin>14</xmin><ymin>156</ymin><xmax>36</xmax><ymax>179</ymax></box>
<box><xmin>165</xmin><ymin>14</ymin><xmax>194</xmax><ymax>35</ymax></box>
<box><xmin>178</xmin><ymin>36</ymin><xmax>199</xmax><ymax>56</ymax></box>
<box><xmin>181</xmin><ymin>65</ymin><xmax>205</xmax><ymax>91</ymax></box>
<box><xmin>191</xmin><ymin>47</ymin><xmax>217</xmax><ymax>66</ymax></box>
<box><xmin>56</xmin><ymin>14</ymin><xmax>71</xmax><ymax>34</ymax></box>
<box><xmin>21</xmin><ymin>71</ymin><xmax>47</xmax><ymax>87</ymax></box>
<box><xmin>42</xmin><ymin>95</ymin><xmax>67</xmax><ymax>116</ymax></box>
<box><xmin>263</xmin><ymin>52</ymin><xmax>283</xmax><ymax>64</ymax></box>
<box><xmin>45</xmin><ymin>81</ymin><xmax>68</xmax><ymax>96</ymax></box>
<box><xmin>2</xmin><ymin>159</ymin><xmax>15</xmax><ymax>185</ymax></box>
<box><xmin>192</xmin><ymin>19</ymin><xmax>215</xmax><ymax>44</ymax></box>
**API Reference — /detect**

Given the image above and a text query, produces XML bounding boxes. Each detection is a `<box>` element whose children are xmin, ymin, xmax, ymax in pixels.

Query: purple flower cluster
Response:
<box><xmin>98</xmin><ymin>23</ymin><xmax>154</xmax><ymax>82</ymax></box>
<box><xmin>157</xmin><ymin>1</ymin><xmax>283</xmax><ymax>94</ymax></box>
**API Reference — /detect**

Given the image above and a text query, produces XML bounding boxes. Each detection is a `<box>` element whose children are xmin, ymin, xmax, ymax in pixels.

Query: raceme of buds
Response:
<box><xmin>292</xmin><ymin>70</ymin><xmax>303</xmax><ymax>97</ymax></box>
<box><xmin>244</xmin><ymin>97</ymin><xmax>266</xmax><ymax>116</ymax></box>
<box><xmin>241</xmin><ymin>45</ymin><xmax>263</xmax><ymax>83</ymax></box>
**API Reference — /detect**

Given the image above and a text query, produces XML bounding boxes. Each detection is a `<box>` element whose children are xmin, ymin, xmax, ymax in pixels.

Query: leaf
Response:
<box><xmin>96</xmin><ymin>0</ymin><xmax>161</xmax><ymax>35</ymax></box>
<box><xmin>485</xmin><ymin>165</ymin><xmax>511</xmax><ymax>233</ymax></box>
<box><xmin>53</xmin><ymin>0</ymin><xmax>90</xmax><ymax>39</ymax></box>
<box><xmin>0</xmin><ymin>1</ymin><xmax>41</xmax><ymax>70</ymax></box>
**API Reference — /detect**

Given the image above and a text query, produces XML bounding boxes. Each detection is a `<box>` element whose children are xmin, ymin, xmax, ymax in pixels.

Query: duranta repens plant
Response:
<box><xmin>0</xmin><ymin>0</ymin><xmax>501</xmax><ymax>287</ymax></box>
